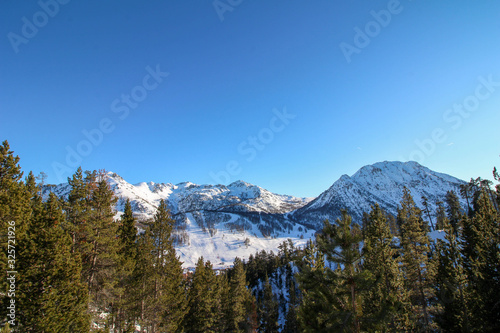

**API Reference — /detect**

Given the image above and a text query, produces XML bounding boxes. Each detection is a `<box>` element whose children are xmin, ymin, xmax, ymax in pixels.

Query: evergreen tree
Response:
<box><xmin>184</xmin><ymin>257</ymin><xmax>219</xmax><ymax>332</ymax></box>
<box><xmin>0</xmin><ymin>140</ymin><xmax>30</xmax><ymax>236</ymax></box>
<box><xmin>0</xmin><ymin>141</ymin><xmax>32</xmax><ymax>324</ymax></box>
<box><xmin>459</xmin><ymin>183</ymin><xmax>474</xmax><ymax>216</ymax></box>
<box><xmin>445</xmin><ymin>190</ymin><xmax>463</xmax><ymax>232</ymax></box>
<box><xmin>282</xmin><ymin>278</ymin><xmax>299</xmax><ymax>333</ymax></box>
<box><xmin>362</xmin><ymin>204</ymin><xmax>411</xmax><ymax>331</ymax></box>
<box><xmin>434</xmin><ymin>216</ymin><xmax>471</xmax><ymax>332</ymax></box>
<box><xmin>226</xmin><ymin>257</ymin><xmax>256</xmax><ymax>332</ymax></box>
<box><xmin>297</xmin><ymin>211</ymin><xmax>371</xmax><ymax>332</ymax></box>
<box><xmin>493</xmin><ymin>166</ymin><xmax>500</xmax><ymax>209</ymax></box>
<box><xmin>112</xmin><ymin>199</ymin><xmax>138</xmax><ymax>332</ymax></box>
<box><xmin>82</xmin><ymin>171</ymin><xmax>120</xmax><ymax>327</ymax></box>
<box><xmin>435</xmin><ymin>200</ymin><xmax>448</xmax><ymax>231</ymax></box>
<box><xmin>296</xmin><ymin>240</ymin><xmax>332</xmax><ymax>332</ymax></box>
<box><xmin>421</xmin><ymin>195</ymin><xmax>435</xmax><ymax>231</ymax></box>
<box><xmin>118</xmin><ymin>199</ymin><xmax>138</xmax><ymax>261</ymax></box>
<box><xmin>217</xmin><ymin>271</ymin><xmax>231</xmax><ymax>332</ymax></box>
<box><xmin>460</xmin><ymin>190</ymin><xmax>500</xmax><ymax>331</ymax></box>
<box><xmin>136</xmin><ymin>199</ymin><xmax>187</xmax><ymax>332</ymax></box>
<box><xmin>17</xmin><ymin>193</ymin><xmax>90</xmax><ymax>331</ymax></box>
<box><xmin>397</xmin><ymin>188</ymin><xmax>435</xmax><ymax>332</ymax></box>
<box><xmin>64</xmin><ymin>167</ymin><xmax>92</xmax><ymax>253</ymax></box>
<box><xmin>259</xmin><ymin>274</ymin><xmax>280</xmax><ymax>333</ymax></box>
<box><xmin>134</xmin><ymin>226</ymin><xmax>156</xmax><ymax>330</ymax></box>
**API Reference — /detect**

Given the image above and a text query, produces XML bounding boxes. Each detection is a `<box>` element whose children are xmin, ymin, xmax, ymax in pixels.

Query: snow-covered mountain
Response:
<box><xmin>44</xmin><ymin>161</ymin><xmax>467</xmax><ymax>268</ymax></box>
<box><xmin>291</xmin><ymin>161</ymin><xmax>466</xmax><ymax>229</ymax></box>
<box><xmin>104</xmin><ymin>174</ymin><xmax>312</xmax><ymax>220</ymax></box>
<box><xmin>43</xmin><ymin>174</ymin><xmax>317</xmax><ymax>268</ymax></box>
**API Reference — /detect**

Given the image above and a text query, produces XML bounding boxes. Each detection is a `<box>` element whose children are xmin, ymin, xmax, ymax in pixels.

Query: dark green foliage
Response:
<box><xmin>112</xmin><ymin>199</ymin><xmax>138</xmax><ymax>331</ymax></box>
<box><xmin>226</xmin><ymin>257</ymin><xmax>258</xmax><ymax>332</ymax></box>
<box><xmin>421</xmin><ymin>195</ymin><xmax>435</xmax><ymax>231</ymax></box>
<box><xmin>0</xmin><ymin>140</ymin><xmax>30</xmax><ymax>237</ymax></box>
<box><xmin>493</xmin><ymin>166</ymin><xmax>500</xmax><ymax>208</ymax></box>
<box><xmin>64</xmin><ymin>167</ymin><xmax>91</xmax><ymax>253</ymax></box>
<box><xmin>135</xmin><ymin>199</ymin><xmax>187</xmax><ymax>332</ymax></box>
<box><xmin>397</xmin><ymin>188</ymin><xmax>435</xmax><ymax>332</ymax></box>
<box><xmin>216</xmin><ymin>272</ymin><xmax>231</xmax><ymax>331</ymax></box>
<box><xmin>258</xmin><ymin>274</ymin><xmax>280</xmax><ymax>332</ymax></box>
<box><xmin>362</xmin><ymin>204</ymin><xmax>411</xmax><ymax>331</ymax></box>
<box><xmin>17</xmin><ymin>192</ymin><xmax>90</xmax><ymax>331</ymax></box>
<box><xmin>0</xmin><ymin>141</ymin><xmax>31</xmax><ymax>320</ymax></box>
<box><xmin>445</xmin><ymin>190</ymin><xmax>463</xmax><ymax>231</ymax></box>
<box><xmin>435</xmin><ymin>200</ymin><xmax>448</xmax><ymax>231</ymax></box>
<box><xmin>80</xmin><ymin>172</ymin><xmax>120</xmax><ymax>326</ymax></box>
<box><xmin>434</xmin><ymin>216</ymin><xmax>471</xmax><ymax>332</ymax></box>
<box><xmin>297</xmin><ymin>211</ymin><xmax>372</xmax><ymax>332</ymax></box>
<box><xmin>282</xmin><ymin>281</ymin><xmax>299</xmax><ymax>333</ymax></box>
<box><xmin>460</xmin><ymin>190</ymin><xmax>500</xmax><ymax>331</ymax></box>
<box><xmin>296</xmin><ymin>240</ymin><xmax>330</xmax><ymax>332</ymax></box>
<box><xmin>184</xmin><ymin>257</ymin><xmax>220</xmax><ymax>332</ymax></box>
<box><xmin>118</xmin><ymin>199</ymin><xmax>137</xmax><ymax>261</ymax></box>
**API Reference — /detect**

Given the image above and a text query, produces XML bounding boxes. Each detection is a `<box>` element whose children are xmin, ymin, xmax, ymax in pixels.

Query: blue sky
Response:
<box><xmin>1</xmin><ymin>0</ymin><xmax>499</xmax><ymax>197</ymax></box>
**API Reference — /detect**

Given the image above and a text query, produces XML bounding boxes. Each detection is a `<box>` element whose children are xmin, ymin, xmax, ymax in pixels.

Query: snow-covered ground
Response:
<box><xmin>176</xmin><ymin>212</ymin><xmax>316</xmax><ymax>269</ymax></box>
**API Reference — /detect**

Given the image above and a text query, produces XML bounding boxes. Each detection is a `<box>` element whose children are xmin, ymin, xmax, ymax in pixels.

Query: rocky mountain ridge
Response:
<box><xmin>44</xmin><ymin>161</ymin><xmax>466</xmax><ymax>268</ymax></box>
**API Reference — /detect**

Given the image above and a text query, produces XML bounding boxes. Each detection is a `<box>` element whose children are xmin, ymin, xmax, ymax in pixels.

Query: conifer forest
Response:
<box><xmin>1</xmin><ymin>140</ymin><xmax>499</xmax><ymax>332</ymax></box>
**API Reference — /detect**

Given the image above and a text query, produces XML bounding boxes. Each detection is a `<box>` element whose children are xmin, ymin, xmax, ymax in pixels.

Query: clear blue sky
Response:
<box><xmin>1</xmin><ymin>0</ymin><xmax>499</xmax><ymax>197</ymax></box>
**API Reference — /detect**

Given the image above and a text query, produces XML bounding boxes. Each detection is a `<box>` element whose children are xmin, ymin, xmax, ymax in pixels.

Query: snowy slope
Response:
<box><xmin>44</xmin><ymin>161</ymin><xmax>467</xmax><ymax>268</ymax></box>
<box><xmin>176</xmin><ymin>212</ymin><xmax>315</xmax><ymax>269</ymax></box>
<box><xmin>292</xmin><ymin>161</ymin><xmax>466</xmax><ymax>229</ymax></box>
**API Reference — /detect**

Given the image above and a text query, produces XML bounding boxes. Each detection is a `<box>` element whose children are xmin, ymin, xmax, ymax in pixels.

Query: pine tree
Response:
<box><xmin>17</xmin><ymin>192</ymin><xmax>90</xmax><ymax>331</ymax></box>
<box><xmin>0</xmin><ymin>141</ymin><xmax>32</xmax><ymax>324</ymax></box>
<box><xmin>435</xmin><ymin>200</ymin><xmax>448</xmax><ymax>230</ymax></box>
<box><xmin>184</xmin><ymin>257</ymin><xmax>220</xmax><ymax>332</ymax></box>
<box><xmin>118</xmin><ymin>199</ymin><xmax>137</xmax><ymax>261</ymax></box>
<box><xmin>421</xmin><ymin>196</ymin><xmax>435</xmax><ymax>231</ymax></box>
<box><xmin>81</xmin><ymin>171</ymin><xmax>120</xmax><ymax>327</ymax></box>
<box><xmin>112</xmin><ymin>199</ymin><xmax>138</xmax><ymax>332</ymax></box>
<box><xmin>282</xmin><ymin>278</ymin><xmax>299</xmax><ymax>333</ymax></box>
<box><xmin>398</xmin><ymin>188</ymin><xmax>435</xmax><ymax>332</ymax></box>
<box><xmin>460</xmin><ymin>190</ymin><xmax>500</xmax><ymax>331</ymax></box>
<box><xmin>493</xmin><ymin>166</ymin><xmax>500</xmax><ymax>209</ymax></box>
<box><xmin>281</xmin><ymin>240</ymin><xmax>299</xmax><ymax>333</ymax></box>
<box><xmin>259</xmin><ymin>274</ymin><xmax>280</xmax><ymax>332</ymax></box>
<box><xmin>64</xmin><ymin>167</ymin><xmax>92</xmax><ymax>253</ymax></box>
<box><xmin>298</xmin><ymin>211</ymin><xmax>371</xmax><ymax>332</ymax></box>
<box><xmin>134</xmin><ymin>226</ymin><xmax>156</xmax><ymax>330</ymax></box>
<box><xmin>445</xmin><ymin>190</ymin><xmax>463</xmax><ymax>233</ymax></box>
<box><xmin>136</xmin><ymin>199</ymin><xmax>187</xmax><ymax>332</ymax></box>
<box><xmin>0</xmin><ymin>140</ymin><xmax>30</xmax><ymax>235</ymax></box>
<box><xmin>460</xmin><ymin>181</ymin><xmax>475</xmax><ymax>215</ymax></box>
<box><xmin>362</xmin><ymin>204</ymin><xmax>410</xmax><ymax>331</ymax></box>
<box><xmin>217</xmin><ymin>271</ymin><xmax>231</xmax><ymax>332</ymax></box>
<box><xmin>296</xmin><ymin>240</ymin><xmax>332</xmax><ymax>331</ymax></box>
<box><xmin>226</xmin><ymin>257</ymin><xmax>256</xmax><ymax>332</ymax></box>
<box><xmin>434</xmin><ymin>216</ymin><xmax>471</xmax><ymax>332</ymax></box>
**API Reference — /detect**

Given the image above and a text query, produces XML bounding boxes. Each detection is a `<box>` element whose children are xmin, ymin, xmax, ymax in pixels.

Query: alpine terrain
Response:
<box><xmin>44</xmin><ymin>161</ymin><xmax>466</xmax><ymax>268</ymax></box>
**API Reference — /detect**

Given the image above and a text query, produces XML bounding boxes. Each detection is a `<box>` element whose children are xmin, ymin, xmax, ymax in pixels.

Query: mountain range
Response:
<box><xmin>44</xmin><ymin>161</ymin><xmax>466</xmax><ymax>268</ymax></box>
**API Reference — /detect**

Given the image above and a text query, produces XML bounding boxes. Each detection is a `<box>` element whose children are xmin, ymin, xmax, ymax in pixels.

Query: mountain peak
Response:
<box><xmin>293</xmin><ymin>160</ymin><xmax>466</xmax><ymax>228</ymax></box>
<box><xmin>228</xmin><ymin>180</ymin><xmax>254</xmax><ymax>188</ymax></box>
